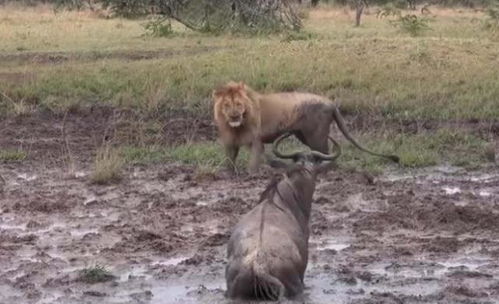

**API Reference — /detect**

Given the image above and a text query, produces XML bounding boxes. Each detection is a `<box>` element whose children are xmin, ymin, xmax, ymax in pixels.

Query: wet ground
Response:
<box><xmin>1</xmin><ymin>160</ymin><xmax>499</xmax><ymax>304</ymax></box>
<box><xmin>1</xmin><ymin>109</ymin><xmax>499</xmax><ymax>303</ymax></box>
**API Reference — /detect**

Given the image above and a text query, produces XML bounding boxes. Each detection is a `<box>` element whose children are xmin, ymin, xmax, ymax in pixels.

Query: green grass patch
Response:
<box><xmin>0</xmin><ymin>149</ymin><xmax>27</xmax><ymax>163</ymax></box>
<box><xmin>120</xmin><ymin>128</ymin><xmax>491</xmax><ymax>173</ymax></box>
<box><xmin>121</xmin><ymin>142</ymin><xmax>250</xmax><ymax>170</ymax></box>
<box><xmin>338</xmin><ymin>129</ymin><xmax>490</xmax><ymax>173</ymax></box>
<box><xmin>78</xmin><ymin>265</ymin><xmax>115</xmax><ymax>284</ymax></box>
<box><xmin>166</xmin><ymin>142</ymin><xmax>226</xmax><ymax>167</ymax></box>
<box><xmin>121</xmin><ymin>146</ymin><xmax>168</xmax><ymax>165</ymax></box>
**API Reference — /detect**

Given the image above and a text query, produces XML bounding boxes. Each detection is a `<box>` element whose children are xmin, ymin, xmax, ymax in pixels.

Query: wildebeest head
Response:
<box><xmin>269</xmin><ymin>132</ymin><xmax>341</xmax><ymax>199</ymax></box>
<box><xmin>271</xmin><ymin>132</ymin><xmax>340</xmax><ymax>170</ymax></box>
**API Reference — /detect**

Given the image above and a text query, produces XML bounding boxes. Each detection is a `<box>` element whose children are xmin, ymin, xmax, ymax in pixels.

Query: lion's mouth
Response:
<box><xmin>228</xmin><ymin>121</ymin><xmax>242</xmax><ymax>127</ymax></box>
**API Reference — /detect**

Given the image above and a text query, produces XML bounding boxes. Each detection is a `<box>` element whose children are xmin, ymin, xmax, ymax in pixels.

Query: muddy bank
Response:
<box><xmin>1</xmin><ymin>162</ymin><xmax>498</xmax><ymax>304</ymax></box>
<box><xmin>0</xmin><ymin>47</ymin><xmax>224</xmax><ymax>67</ymax></box>
<box><xmin>0</xmin><ymin>107</ymin><xmax>216</xmax><ymax>164</ymax></box>
<box><xmin>2</xmin><ymin>107</ymin><xmax>497</xmax><ymax>167</ymax></box>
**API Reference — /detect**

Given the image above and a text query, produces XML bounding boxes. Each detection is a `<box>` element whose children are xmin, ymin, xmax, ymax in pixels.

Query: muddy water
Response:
<box><xmin>1</xmin><ymin>164</ymin><xmax>499</xmax><ymax>304</ymax></box>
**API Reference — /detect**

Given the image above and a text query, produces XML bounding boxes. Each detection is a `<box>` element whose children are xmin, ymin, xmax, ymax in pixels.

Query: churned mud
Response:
<box><xmin>1</xmin><ymin>109</ymin><xmax>499</xmax><ymax>303</ymax></box>
<box><xmin>1</xmin><ymin>161</ymin><xmax>499</xmax><ymax>304</ymax></box>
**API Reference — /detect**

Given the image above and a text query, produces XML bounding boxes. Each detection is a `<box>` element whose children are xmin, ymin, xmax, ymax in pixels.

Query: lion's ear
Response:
<box><xmin>212</xmin><ymin>89</ymin><xmax>222</xmax><ymax>100</ymax></box>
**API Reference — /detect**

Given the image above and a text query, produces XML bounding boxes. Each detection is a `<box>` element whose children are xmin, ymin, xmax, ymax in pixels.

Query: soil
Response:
<box><xmin>1</xmin><ymin>109</ymin><xmax>499</xmax><ymax>304</ymax></box>
<box><xmin>0</xmin><ymin>47</ymin><xmax>223</xmax><ymax>67</ymax></box>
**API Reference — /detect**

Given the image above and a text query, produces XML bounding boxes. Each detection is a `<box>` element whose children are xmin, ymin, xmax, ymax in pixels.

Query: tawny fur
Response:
<box><xmin>212</xmin><ymin>81</ymin><xmax>399</xmax><ymax>173</ymax></box>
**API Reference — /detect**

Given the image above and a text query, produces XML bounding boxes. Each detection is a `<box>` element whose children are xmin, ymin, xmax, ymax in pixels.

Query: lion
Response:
<box><xmin>212</xmin><ymin>81</ymin><xmax>399</xmax><ymax>173</ymax></box>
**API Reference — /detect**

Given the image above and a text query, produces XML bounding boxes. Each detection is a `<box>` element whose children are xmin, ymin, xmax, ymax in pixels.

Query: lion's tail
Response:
<box><xmin>332</xmin><ymin>106</ymin><xmax>400</xmax><ymax>163</ymax></box>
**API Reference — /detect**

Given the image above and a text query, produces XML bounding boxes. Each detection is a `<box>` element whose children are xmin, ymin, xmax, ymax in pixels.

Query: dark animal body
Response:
<box><xmin>225</xmin><ymin>134</ymin><xmax>340</xmax><ymax>300</ymax></box>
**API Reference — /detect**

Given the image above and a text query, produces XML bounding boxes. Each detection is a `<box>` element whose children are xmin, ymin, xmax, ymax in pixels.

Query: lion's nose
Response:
<box><xmin>229</xmin><ymin>114</ymin><xmax>239</xmax><ymax>120</ymax></box>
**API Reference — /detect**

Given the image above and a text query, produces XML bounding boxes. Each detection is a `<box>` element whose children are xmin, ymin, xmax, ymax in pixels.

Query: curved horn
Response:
<box><xmin>310</xmin><ymin>136</ymin><xmax>342</xmax><ymax>161</ymax></box>
<box><xmin>272</xmin><ymin>133</ymin><xmax>303</xmax><ymax>160</ymax></box>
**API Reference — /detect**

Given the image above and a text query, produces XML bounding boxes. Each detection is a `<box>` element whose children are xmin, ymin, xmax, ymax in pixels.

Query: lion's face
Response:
<box><xmin>221</xmin><ymin>97</ymin><xmax>246</xmax><ymax>127</ymax></box>
<box><xmin>213</xmin><ymin>82</ymin><xmax>251</xmax><ymax>128</ymax></box>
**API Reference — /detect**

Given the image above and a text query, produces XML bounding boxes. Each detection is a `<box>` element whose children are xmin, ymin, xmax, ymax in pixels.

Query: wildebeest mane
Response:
<box><xmin>257</xmin><ymin>176</ymin><xmax>280</xmax><ymax>203</ymax></box>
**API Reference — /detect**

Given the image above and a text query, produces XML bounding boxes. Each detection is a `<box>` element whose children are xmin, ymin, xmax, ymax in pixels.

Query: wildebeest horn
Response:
<box><xmin>310</xmin><ymin>136</ymin><xmax>342</xmax><ymax>161</ymax></box>
<box><xmin>273</xmin><ymin>133</ymin><xmax>342</xmax><ymax>161</ymax></box>
<box><xmin>272</xmin><ymin>133</ymin><xmax>303</xmax><ymax>160</ymax></box>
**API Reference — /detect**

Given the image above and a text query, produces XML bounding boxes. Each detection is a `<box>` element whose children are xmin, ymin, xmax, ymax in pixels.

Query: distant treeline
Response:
<box><xmin>325</xmin><ymin>0</ymin><xmax>496</xmax><ymax>8</ymax></box>
<box><xmin>0</xmin><ymin>0</ymin><xmax>496</xmax><ymax>9</ymax></box>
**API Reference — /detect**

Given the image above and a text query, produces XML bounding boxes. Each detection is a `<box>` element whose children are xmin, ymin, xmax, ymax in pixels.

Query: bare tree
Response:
<box><xmin>354</xmin><ymin>0</ymin><xmax>368</xmax><ymax>27</ymax></box>
<box><xmin>156</xmin><ymin>0</ymin><xmax>302</xmax><ymax>32</ymax></box>
<box><xmin>407</xmin><ymin>0</ymin><xmax>417</xmax><ymax>10</ymax></box>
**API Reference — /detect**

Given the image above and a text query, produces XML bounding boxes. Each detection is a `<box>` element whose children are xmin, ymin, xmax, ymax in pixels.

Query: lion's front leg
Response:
<box><xmin>248</xmin><ymin>140</ymin><xmax>264</xmax><ymax>174</ymax></box>
<box><xmin>225</xmin><ymin>144</ymin><xmax>240</xmax><ymax>172</ymax></box>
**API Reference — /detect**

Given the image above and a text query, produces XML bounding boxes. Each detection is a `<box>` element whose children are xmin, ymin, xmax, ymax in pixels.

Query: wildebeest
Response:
<box><xmin>225</xmin><ymin>133</ymin><xmax>341</xmax><ymax>300</ymax></box>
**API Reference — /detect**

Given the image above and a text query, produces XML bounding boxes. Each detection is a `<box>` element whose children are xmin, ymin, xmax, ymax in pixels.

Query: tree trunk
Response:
<box><xmin>407</xmin><ymin>0</ymin><xmax>416</xmax><ymax>10</ymax></box>
<box><xmin>355</xmin><ymin>0</ymin><xmax>365</xmax><ymax>27</ymax></box>
<box><xmin>311</xmin><ymin>0</ymin><xmax>319</xmax><ymax>7</ymax></box>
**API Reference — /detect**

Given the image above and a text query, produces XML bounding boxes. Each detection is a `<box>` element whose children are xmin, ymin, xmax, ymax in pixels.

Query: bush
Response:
<box><xmin>50</xmin><ymin>0</ymin><xmax>302</xmax><ymax>33</ymax></box>
<box><xmin>376</xmin><ymin>3</ymin><xmax>402</xmax><ymax>19</ymax></box>
<box><xmin>391</xmin><ymin>14</ymin><xmax>432</xmax><ymax>36</ymax></box>
<box><xmin>377</xmin><ymin>4</ymin><xmax>431</xmax><ymax>37</ymax></box>
<box><xmin>53</xmin><ymin>0</ymin><xmax>96</xmax><ymax>11</ymax></box>
<box><xmin>143</xmin><ymin>17</ymin><xmax>174</xmax><ymax>37</ymax></box>
<box><xmin>483</xmin><ymin>4</ymin><xmax>499</xmax><ymax>33</ymax></box>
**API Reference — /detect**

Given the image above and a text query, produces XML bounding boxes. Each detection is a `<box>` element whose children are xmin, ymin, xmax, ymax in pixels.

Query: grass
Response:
<box><xmin>121</xmin><ymin>142</ymin><xmax>250</xmax><ymax>170</ymax></box>
<box><xmin>118</xmin><ymin>127</ymin><xmax>492</xmax><ymax>174</ymax></box>
<box><xmin>90</xmin><ymin>145</ymin><xmax>124</xmax><ymax>184</ymax></box>
<box><xmin>0</xmin><ymin>149</ymin><xmax>27</xmax><ymax>162</ymax></box>
<box><xmin>339</xmin><ymin>128</ymin><xmax>491</xmax><ymax>173</ymax></box>
<box><xmin>0</xmin><ymin>4</ymin><xmax>496</xmax><ymax>171</ymax></box>
<box><xmin>0</xmin><ymin>5</ymin><xmax>499</xmax><ymax>120</ymax></box>
<box><xmin>78</xmin><ymin>265</ymin><xmax>115</xmax><ymax>284</ymax></box>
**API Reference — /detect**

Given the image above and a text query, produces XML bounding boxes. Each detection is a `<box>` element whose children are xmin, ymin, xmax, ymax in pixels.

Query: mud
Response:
<box><xmin>1</xmin><ymin>159</ymin><xmax>499</xmax><ymax>304</ymax></box>
<box><xmin>1</xmin><ymin>108</ymin><xmax>499</xmax><ymax>303</ymax></box>
<box><xmin>0</xmin><ymin>47</ymin><xmax>223</xmax><ymax>67</ymax></box>
<box><xmin>0</xmin><ymin>107</ymin><xmax>216</xmax><ymax>164</ymax></box>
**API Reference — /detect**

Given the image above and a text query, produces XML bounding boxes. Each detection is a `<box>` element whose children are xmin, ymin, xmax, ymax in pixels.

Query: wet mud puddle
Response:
<box><xmin>1</xmin><ymin>165</ymin><xmax>498</xmax><ymax>303</ymax></box>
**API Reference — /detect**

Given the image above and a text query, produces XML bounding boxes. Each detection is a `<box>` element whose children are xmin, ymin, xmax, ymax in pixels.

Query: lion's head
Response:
<box><xmin>213</xmin><ymin>81</ymin><xmax>254</xmax><ymax>128</ymax></box>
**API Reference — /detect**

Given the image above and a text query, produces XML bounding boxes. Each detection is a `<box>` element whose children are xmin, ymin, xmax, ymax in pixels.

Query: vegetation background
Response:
<box><xmin>0</xmin><ymin>0</ymin><xmax>498</xmax><ymax>179</ymax></box>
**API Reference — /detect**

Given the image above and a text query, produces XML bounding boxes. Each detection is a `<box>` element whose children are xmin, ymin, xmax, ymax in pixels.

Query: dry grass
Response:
<box><xmin>0</xmin><ymin>3</ymin><xmax>188</xmax><ymax>53</ymax></box>
<box><xmin>1</xmin><ymin>5</ymin><xmax>498</xmax><ymax>119</ymax></box>
<box><xmin>0</xmin><ymin>4</ymin><xmax>496</xmax><ymax>171</ymax></box>
<box><xmin>90</xmin><ymin>145</ymin><xmax>124</xmax><ymax>184</ymax></box>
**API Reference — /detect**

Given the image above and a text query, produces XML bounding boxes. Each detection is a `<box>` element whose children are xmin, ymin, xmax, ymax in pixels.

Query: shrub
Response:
<box><xmin>143</xmin><ymin>17</ymin><xmax>174</xmax><ymax>37</ymax></box>
<box><xmin>391</xmin><ymin>14</ymin><xmax>432</xmax><ymax>36</ymax></box>
<box><xmin>483</xmin><ymin>4</ymin><xmax>499</xmax><ymax>33</ymax></box>
<box><xmin>377</xmin><ymin>4</ymin><xmax>431</xmax><ymax>37</ymax></box>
